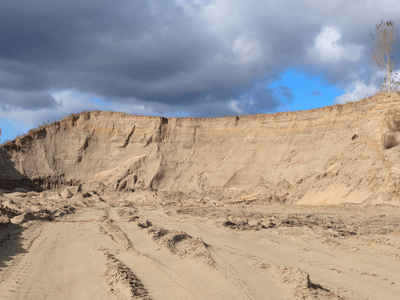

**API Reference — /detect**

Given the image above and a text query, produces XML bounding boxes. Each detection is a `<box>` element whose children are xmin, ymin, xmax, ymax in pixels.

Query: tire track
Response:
<box><xmin>0</xmin><ymin>223</ymin><xmax>59</xmax><ymax>300</ymax></box>
<box><xmin>99</xmin><ymin>217</ymin><xmax>137</xmax><ymax>254</ymax></box>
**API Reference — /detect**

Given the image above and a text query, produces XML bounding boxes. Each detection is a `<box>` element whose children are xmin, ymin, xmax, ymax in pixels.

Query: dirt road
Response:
<box><xmin>1</xmin><ymin>203</ymin><xmax>400</xmax><ymax>299</ymax></box>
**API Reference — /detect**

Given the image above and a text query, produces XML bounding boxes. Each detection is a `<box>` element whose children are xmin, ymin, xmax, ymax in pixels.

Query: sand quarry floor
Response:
<box><xmin>1</xmin><ymin>192</ymin><xmax>400</xmax><ymax>299</ymax></box>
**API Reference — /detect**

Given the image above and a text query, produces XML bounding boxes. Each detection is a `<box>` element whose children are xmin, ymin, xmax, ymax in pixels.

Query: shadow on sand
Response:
<box><xmin>0</xmin><ymin>147</ymin><xmax>42</xmax><ymax>192</ymax></box>
<box><xmin>0</xmin><ymin>220</ymin><xmax>27</xmax><ymax>269</ymax></box>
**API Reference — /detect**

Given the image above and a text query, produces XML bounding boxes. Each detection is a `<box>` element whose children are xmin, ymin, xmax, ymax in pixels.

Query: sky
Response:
<box><xmin>0</xmin><ymin>0</ymin><xmax>399</xmax><ymax>142</ymax></box>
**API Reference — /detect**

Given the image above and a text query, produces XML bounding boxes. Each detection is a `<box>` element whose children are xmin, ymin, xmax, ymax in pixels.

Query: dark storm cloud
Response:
<box><xmin>0</xmin><ymin>59</ymin><xmax>50</xmax><ymax>92</ymax></box>
<box><xmin>0</xmin><ymin>0</ymin><xmax>243</xmax><ymax>108</ymax></box>
<box><xmin>0</xmin><ymin>0</ymin><xmax>113</xmax><ymax>61</ymax></box>
<box><xmin>0</xmin><ymin>90</ymin><xmax>57</xmax><ymax>110</ymax></box>
<box><xmin>0</xmin><ymin>0</ymin><xmax>273</xmax><ymax>108</ymax></box>
<box><xmin>1</xmin><ymin>0</ymin><xmax>400</xmax><ymax>117</ymax></box>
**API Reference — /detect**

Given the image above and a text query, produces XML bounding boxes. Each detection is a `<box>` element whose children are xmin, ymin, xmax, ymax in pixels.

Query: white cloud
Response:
<box><xmin>174</xmin><ymin>0</ymin><xmax>208</xmax><ymax>15</ymax></box>
<box><xmin>113</xmin><ymin>102</ymin><xmax>155</xmax><ymax>116</ymax></box>
<box><xmin>334</xmin><ymin>80</ymin><xmax>378</xmax><ymax>104</ymax></box>
<box><xmin>232</xmin><ymin>34</ymin><xmax>264</xmax><ymax>65</ymax></box>
<box><xmin>335</xmin><ymin>68</ymin><xmax>400</xmax><ymax>104</ymax></box>
<box><xmin>199</xmin><ymin>0</ymin><xmax>233</xmax><ymax>25</ymax></box>
<box><xmin>0</xmin><ymin>90</ymin><xmax>155</xmax><ymax>127</ymax></box>
<box><xmin>0</xmin><ymin>90</ymin><xmax>100</xmax><ymax>126</ymax></box>
<box><xmin>227</xmin><ymin>99</ymin><xmax>244</xmax><ymax>115</ymax></box>
<box><xmin>307</xmin><ymin>26</ymin><xmax>363</xmax><ymax>64</ymax></box>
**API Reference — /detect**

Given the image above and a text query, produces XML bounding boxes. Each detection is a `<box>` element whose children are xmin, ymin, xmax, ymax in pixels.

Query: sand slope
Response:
<box><xmin>2</xmin><ymin>92</ymin><xmax>400</xmax><ymax>205</ymax></box>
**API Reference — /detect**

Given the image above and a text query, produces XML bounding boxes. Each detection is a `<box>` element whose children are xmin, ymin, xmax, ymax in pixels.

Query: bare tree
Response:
<box><xmin>371</xmin><ymin>20</ymin><xmax>400</xmax><ymax>92</ymax></box>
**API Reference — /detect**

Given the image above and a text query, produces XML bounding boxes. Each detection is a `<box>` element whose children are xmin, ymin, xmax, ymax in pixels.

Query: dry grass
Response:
<box><xmin>379</xmin><ymin>107</ymin><xmax>400</xmax><ymax>149</ymax></box>
<box><xmin>381</xmin><ymin>109</ymin><xmax>400</xmax><ymax>132</ymax></box>
<box><xmin>0</xmin><ymin>110</ymin><xmax>93</xmax><ymax>151</ymax></box>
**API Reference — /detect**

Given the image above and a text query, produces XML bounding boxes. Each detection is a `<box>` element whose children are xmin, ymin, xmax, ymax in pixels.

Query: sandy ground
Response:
<box><xmin>1</xmin><ymin>191</ymin><xmax>400</xmax><ymax>299</ymax></box>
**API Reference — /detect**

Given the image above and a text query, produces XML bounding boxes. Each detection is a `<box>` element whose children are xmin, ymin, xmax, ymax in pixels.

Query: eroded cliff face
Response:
<box><xmin>2</xmin><ymin>92</ymin><xmax>400</xmax><ymax>205</ymax></box>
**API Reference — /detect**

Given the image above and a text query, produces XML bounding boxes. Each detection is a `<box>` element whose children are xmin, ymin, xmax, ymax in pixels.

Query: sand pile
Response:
<box><xmin>260</xmin><ymin>263</ymin><xmax>349</xmax><ymax>299</ymax></box>
<box><xmin>135</xmin><ymin>218</ymin><xmax>215</xmax><ymax>267</ymax></box>
<box><xmin>102</xmin><ymin>252</ymin><xmax>150</xmax><ymax>300</ymax></box>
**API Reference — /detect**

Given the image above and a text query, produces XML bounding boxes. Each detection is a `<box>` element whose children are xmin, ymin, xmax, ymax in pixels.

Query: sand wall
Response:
<box><xmin>2</xmin><ymin>92</ymin><xmax>400</xmax><ymax>205</ymax></box>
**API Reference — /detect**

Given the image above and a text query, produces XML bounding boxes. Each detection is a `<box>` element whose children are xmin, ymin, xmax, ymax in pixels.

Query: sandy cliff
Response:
<box><xmin>2</xmin><ymin>92</ymin><xmax>400</xmax><ymax>205</ymax></box>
